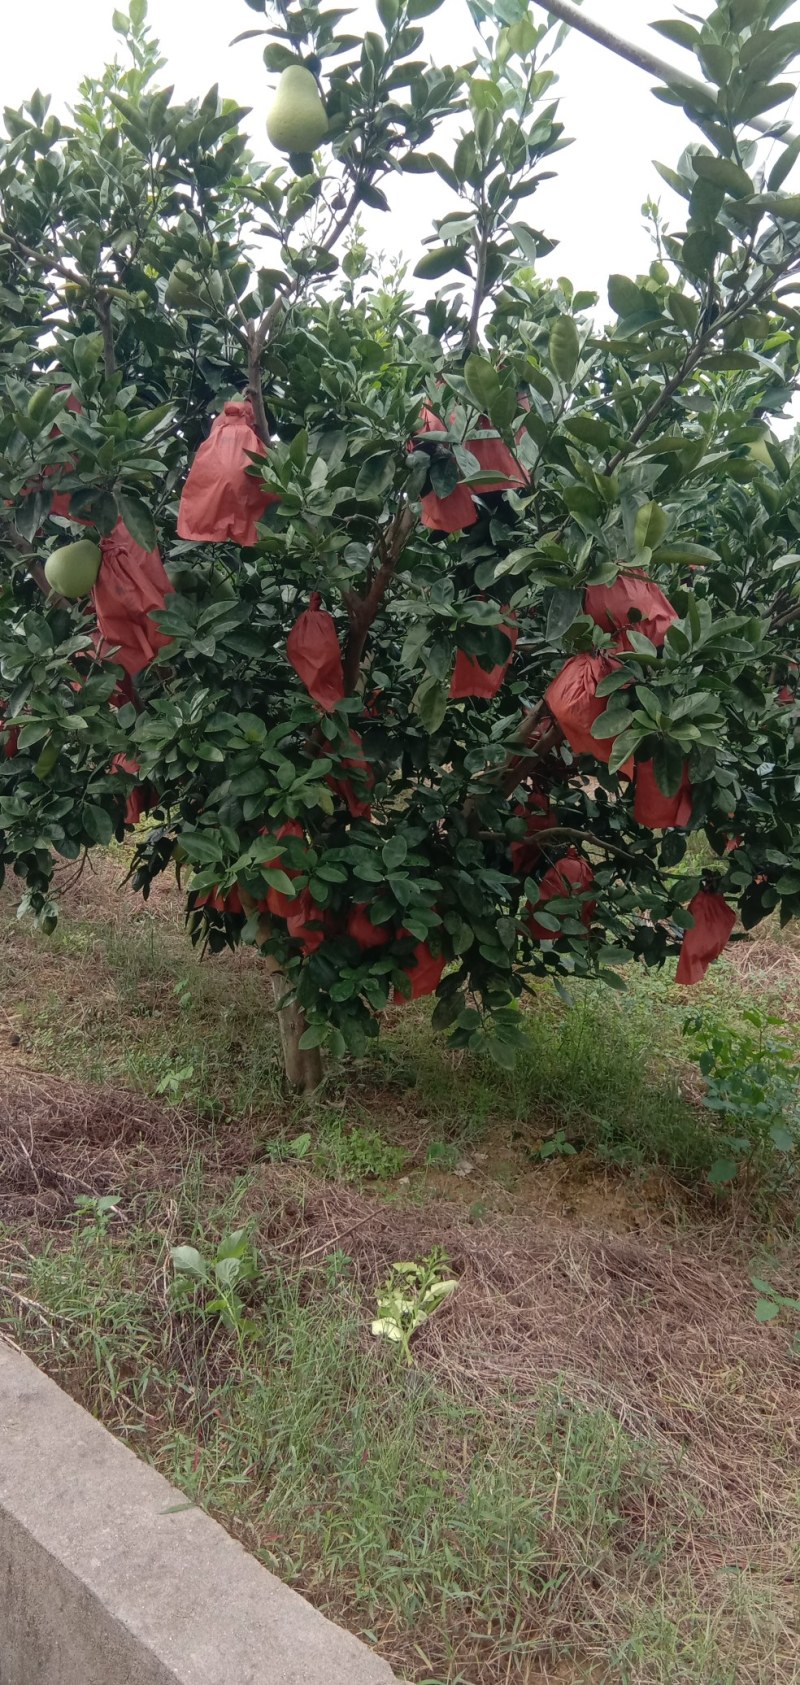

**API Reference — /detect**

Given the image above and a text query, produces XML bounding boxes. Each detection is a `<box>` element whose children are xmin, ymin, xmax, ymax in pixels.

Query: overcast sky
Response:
<box><xmin>1</xmin><ymin>0</ymin><xmax>799</xmax><ymax>304</ymax></box>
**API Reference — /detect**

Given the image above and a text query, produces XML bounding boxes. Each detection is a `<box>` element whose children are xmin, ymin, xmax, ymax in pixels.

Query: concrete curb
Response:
<box><xmin>0</xmin><ymin>1340</ymin><xmax>400</xmax><ymax>1685</ymax></box>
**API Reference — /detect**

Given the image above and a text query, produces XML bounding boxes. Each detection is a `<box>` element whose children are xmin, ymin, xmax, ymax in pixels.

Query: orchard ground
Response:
<box><xmin>1</xmin><ymin>848</ymin><xmax>799</xmax><ymax>1685</ymax></box>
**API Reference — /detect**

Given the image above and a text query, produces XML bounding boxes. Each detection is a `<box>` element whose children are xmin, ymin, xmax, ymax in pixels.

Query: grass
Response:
<box><xmin>2</xmin><ymin>854</ymin><xmax>800</xmax><ymax>1682</ymax></box>
<box><xmin>4</xmin><ymin>1185</ymin><xmax>794</xmax><ymax>1685</ymax></box>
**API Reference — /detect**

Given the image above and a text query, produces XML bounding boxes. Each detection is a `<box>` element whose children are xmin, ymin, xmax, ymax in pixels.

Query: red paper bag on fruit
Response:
<box><xmin>287</xmin><ymin>594</ymin><xmax>345</xmax><ymax>711</ymax></box>
<box><xmin>675</xmin><ymin>891</ymin><xmax>735</xmax><ymax>984</ymax></box>
<box><xmin>92</xmin><ymin>519</ymin><xmax>173</xmax><ymax>677</ymax></box>
<box><xmin>633</xmin><ymin>760</ymin><xmax>692</xmax><ymax>830</ymax></box>
<box><xmin>177</xmin><ymin>400</ymin><xmax>279</xmax><ymax>545</ymax></box>
<box><xmin>527</xmin><ymin>850</ymin><xmax>595</xmax><ymax>941</ymax></box>
<box><xmin>450</xmin><ymin>610</ymin><xmax>518</xmax><ymax>701</ymax></box>
<box><xmin>585</xmin><ymin>571</ymin><xmax>676</xmax><ymax>649</ymax></box>
<box><xmin>394</xmin><ymin>933</ymin><xmax>445</xmax><ymax>1001</ymax></box>
<box><xmin>545</xmin><ymin>652</ymin><xmax>632</xmax><ymax>772</ymax></box>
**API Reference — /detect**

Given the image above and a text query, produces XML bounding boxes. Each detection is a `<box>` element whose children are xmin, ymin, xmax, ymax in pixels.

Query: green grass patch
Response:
<box><xmin>2</xmin><ymin>1188</ymin><xmax>784</xmax><ymax>1685</ymax></box>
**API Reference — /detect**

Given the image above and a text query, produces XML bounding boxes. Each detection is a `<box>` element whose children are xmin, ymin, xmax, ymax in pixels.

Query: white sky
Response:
<box><xmin>1</xmin><ymin>1</ymin><xmax>799</xmax><ymax>303</ymax></box>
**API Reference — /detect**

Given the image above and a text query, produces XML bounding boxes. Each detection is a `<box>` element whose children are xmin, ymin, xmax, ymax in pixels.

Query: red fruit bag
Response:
<box><xmin>195</xmin><ymin>884</ymin><xmax>244</xmax><ymax>916</ymax></box>
<box><xmin>527</xmin><ymin>849</ymin><xmax>595</xmax><ymax>941</ymax></box>
<box><xmin>261</xmin><ymin>820</ymin><xmax>305</xmax><ymax>919</ymax></box>
<box><xmin>778</xmin><ymin>685</ymin><xmax>794</xmax><ymax>705</ymax></box>
<box><xmin>466</xmin><ymin>416</ymin><xmax>528</xmax><ymax>492</ymax></box>
<box><xmin>287</xmin><ymin>593</ymin><xmax>345</xmax><ymax>711</ymax></box>
<box><xmin>450</xmin><ymin>611</ymin><xmax>518</xmax><ymax>701</ymax></box>
<box><xmin>394</xmin><ymin>934</ymin><xmax>446</xmax><ymax>1001</ymax></box>
<box><xmin>413</xmin><ymin>404</ymin><xmax>477</xmax><ymax>535</ymax></box>
<box><xmin>510</xmin><ymin>790</ymin><xmax>557</xmax><ymax>875</ymax></box>
<box><xmin>177</xmin><ymin>400</ymin><xmax>278</xmax><ymax>545</ymax></box>
<box><xmin>675</xmin><ymin>890</ymin><xmax>735</xmax><ymax>985</ymax></box>
<box><xmin>286</xmin><ymin>887</ymin><xmax>329</xmax><ymax>954</ymax></box>
<box><xmin>93</xmin><ymin>519</ymin><xmax>173</xmax><ymax>677</ymax></box>
<box><xmin>347</xmin><ymin>903</ymin><xmax>390</xmax><ymax>950</ymax></box>
<box><xmin>633</xmin><ymin>759</ymin><xmax>692</xmax><ymax>830</ymax></box>
<box><xmin>329</xmin><ymin>729</ymin><xmax>374</xmax><ymax>818</ymax></box>
<box><xmin>585</xmin><ymin>570</ymin><xmax>676</xmax><ymax>649</ymax></box>
<box><xmin>110</xmin><ymin>753</ymin><xmax>155</xmax><ymax>827</ymax></box>
<box><xmin>0</xmin><ymin>701</ymin><xmax>19</xmax><ymax>760</ymax></box>
<box><xmin>545</xmin><ymin>652</ymin><xmax>631</xmax><ymax>770</ymax></box>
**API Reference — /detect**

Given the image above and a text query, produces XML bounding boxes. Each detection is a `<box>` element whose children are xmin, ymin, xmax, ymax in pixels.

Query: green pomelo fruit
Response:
<box><xmin>747</xmin><ymin>436</ymin><xmax>775</xmax><ymax>468</ymax></box>
<box><xmin>44</xmin><ymin>540</ymin><xmax>102</xmax><ymax>598</ymax></box>
<box><xmin>165</xmin><ymin>261</ymin><xmax>205</xmax><ymax>311</ymax></box>
<box><xmin>267</xmin><ymin>66</ymin><xmax>328</xmax><ymax>154</ymax></box>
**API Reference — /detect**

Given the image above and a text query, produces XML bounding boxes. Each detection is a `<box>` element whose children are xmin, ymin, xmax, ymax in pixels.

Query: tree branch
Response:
<box><xmin>246</xmin><ymin>323</ymin><xmax>271</xmax><ymax>447</ymax></box>
<box><xmin>96</xmin><ymin>292</ymin><xmax>116</xmax><ymax>380</ymax></box>
<box><xmin>605</xmin><ymin>263</ymin><xmax>800</xmax><ymax>473</ymax></box>
<box><xmin>529</xmin><ymin>0</ymin><xmax>792</xmax><ymax>141</ymax></box>
<box><xmin>342</xmin><ymin>504</ymin><xmax>416</xmax><ymax>694</ymax></box>
<box><xmin>468</xmin><ymin>222</ymin><xmax>489</xmax><ymax>352</ymax></box>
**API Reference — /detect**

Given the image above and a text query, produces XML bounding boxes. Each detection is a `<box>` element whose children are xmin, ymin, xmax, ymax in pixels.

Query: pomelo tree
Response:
<box><xmin>3</xmin><ymin>0</ymin><xmax>800</xmax><ymax>1092</ymax></box>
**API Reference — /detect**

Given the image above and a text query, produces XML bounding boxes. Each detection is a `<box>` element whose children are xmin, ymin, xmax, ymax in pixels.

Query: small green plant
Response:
<box><xmin>268</xmin><ymin>1131</ymin><xmax>312</xmax><ymax>1163</ymax></box>
<box><xmin>173</xmin><ymin>977</ymin><xmax>194</xmax><ymax>1012</ymax></box>
<box><xmin>171</xmin><ymin>1229</ymin><xmax>262</xmax><ymax>1338</ymax></box>
<box><xmin>155</xmin><ymin>1058</ymin><xmax>197</xmax><ymax>1102</ymax></box>
<box><xmin>315</xmin><ymin>1118</ymin><xmax>408</xmax><ymax>1183</ymax></box>
<box><xmin>425</xmin><ymin>1140</ymin><xmax>460</xmax><ymax>1172</ymax></box>
<box><xmin>683</xmin><ymin>1009</ymin><xmax>800</xmax><ymax>1185</ymax></box>
<box><xmin>74</xmin><ymin>1193</ymin><xmax>121</xmax><ymax>1241</ymax></box>
<box><xmin>535</xmin><ymin>1129</ymin><xmax>578</xmax><ymax>1162</ymax></box>
<box><xmin>371</xmin><ymin>1249</ymin><xmax>457</xmax><ymax>1365</ymax></box>
<box><xmin>750</xmin><ymin>1272</ymin><xmax>800</xmax><ymax>1349</ymax></box>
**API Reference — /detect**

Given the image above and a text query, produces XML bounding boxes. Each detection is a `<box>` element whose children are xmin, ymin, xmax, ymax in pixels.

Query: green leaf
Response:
<box><xmin>413</xmin><ymin>675</ymin><xmax>447</xmax><ymax>734</ymax></box>
<box><xmin>697</xmin><ymin>42</ymin><xmax>732</xmax><ymax>85</ymax></box>
<box><xmin>769</xmin><ymin>1123</ymin><xmax>795</xmax><ymax>1152</ymax></box>
<box><xmin>414</xmin><ymin>247</ymin><xmax>459</xmax><ymax>279</ymax></box>
<box><xmin>667</xmin><ymin>290</ymin><xmax>699</xmax><ymax>332</ymax></box>
<box><xmin>608</xmin><ymin>727</ymin><xmax>640</xmax><ymax>773</ymax></box>
<box><xmin>656</xmin><ymin>543</ymin><xmax>720</xmax><ymax>565</ymax></box>
<box><xmin>548</xmin><ymin>316</ymin><xmax>580</xmax><ymax>383</ymax></box>
<box><xmin>261</xmin><ymin>869</ymin><xmax>296</xmax><ymax>897</ymax></box>
<box><xmin>34</xmin><ymin>737</ymin><xmax>61</xmax><ymax>780</ymax></box>
<box><xmin>118</xmin><ymin>493</ymin><xmax>156</xmax><ymax>552</ymax></box>
<box><xmin>708</xmin><ymin>1158</ymin><xmax>738</xmax><ymax>1186</ymax></box>
<box><xmin>768</xmin><ymin>133</ymin><xmax>800</xmax><ymax>192</ymax></box>
<box><xmin>171</xmin><ymin>1245</ymin><xmax>206</xmax><ymax>1280</ymax></box>
<box><xmin>693</xmin><ymin>153</ymin><xmax>753</xmax><ymax>198</ymax></box>
<box><xmin>464</xmin><ymin>353</ymin><xmax>500</xmax><ymax>412</ymax></box>
<box><xmin>681</xmin><ymin>230</ymin><xmax>721</xmax><ymax>276</ymax></box>
<box><xmin>608</xmin><ymin>274</ymin><xmax>643</xmax><ymax>317</ymax></box>
<box><xmin>634</xmin><ymin>501</ymin><xmax>668</xmax><ymax>553</ymax></box>
<box><xmin>754</xmin><ymin>1298</ymin><xmax>780</xmax><ymax>1322</ymax></box>
<box><xmin>749</xmin><ymin>192</ymin><xmax>800</xmax><ymax>219</ymax></box>
<box><xmin>651</xmin><ymin>18</ymin><xmax>699</xmax><ymax>49</ymax></box>
<box><xmin>546</xmin><ymin>587</ymin><xmax>582</xmax><ymax>642</ymax></box>
<box><xmin>82</xmin><ymin>803</ymin><xmax>114</xmax><ymax>846</ymax></box>
<box><xmin>299</xmin><ymin>1025</ymin><xmax>326</xmax><ymax>1049</ymax></box>
<box><xmin>653</xmin><ymin>739</ymin><xmax>684</xmax><ymax>798</ymax></box>
<box><xmin>382</xmin><ymin>834</ymin><xmax>408</xmax><ymax>871</ymax></box>
<box><xmin>564</xmin><ymin>414</ymin><xmax>611</xmax><ymax>448</ymax></box>
<box><xmin>355</xmin><ymin>452</ymin><xmax>395</xmax><ymax>499</ymax></box>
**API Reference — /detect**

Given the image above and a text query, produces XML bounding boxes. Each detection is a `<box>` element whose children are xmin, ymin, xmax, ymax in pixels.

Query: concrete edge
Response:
<box><xmin>0</xmin><ymin>1339</ymin><xmax>399</xmax><ymax>1685</ymax></box>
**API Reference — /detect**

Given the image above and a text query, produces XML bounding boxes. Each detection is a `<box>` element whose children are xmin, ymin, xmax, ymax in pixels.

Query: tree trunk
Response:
<box><xmin>237</xmin><ymin>888</ymin><xmax>324</xmax><ymax>1093</ymax></box>
<box><xmin>268</xmin><ymin>972</ymin><xmax>323</xmax><ymax>1092</ymax></box>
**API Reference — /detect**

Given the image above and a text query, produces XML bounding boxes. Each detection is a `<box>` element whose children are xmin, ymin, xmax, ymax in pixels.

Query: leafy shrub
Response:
<box><xmin>683</xmin><ymin>1008</ymin><xmax>800</xmax><ymax>1184</ymax></box>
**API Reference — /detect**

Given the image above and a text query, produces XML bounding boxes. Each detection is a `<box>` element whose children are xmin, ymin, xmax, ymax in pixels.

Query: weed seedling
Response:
<box><xmin>372</xmin><ymin>1249</ymin><xmax>457</xmax><ymax>1365</ymax></box>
